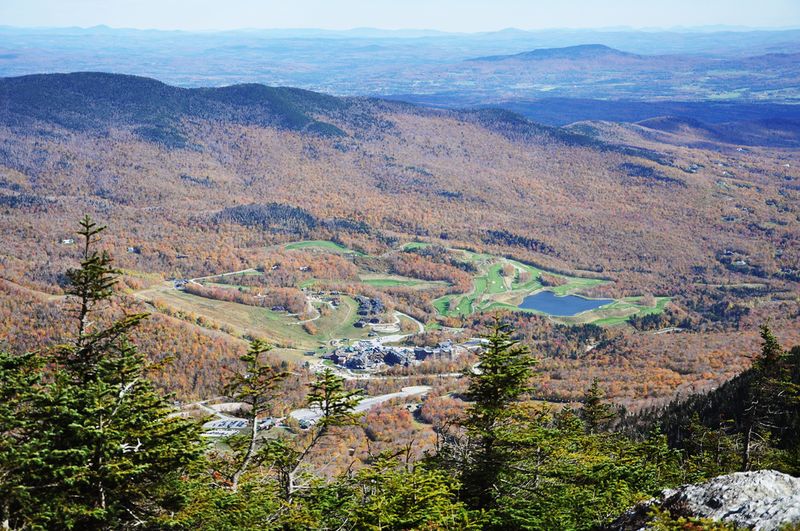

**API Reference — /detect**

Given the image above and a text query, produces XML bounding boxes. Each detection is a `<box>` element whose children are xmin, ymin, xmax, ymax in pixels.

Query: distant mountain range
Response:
<box><xmin>441</xmin><ymin>97</ymin><xmax>800</xmax><ymax>132</ymax></box>
<box><xmin>634</xmin><ymin>115</ymin><xmax>800</xmax><ymax>148</ymax></box>
<box><xmin>1</xmin><ymin>27</ymin><xmax>799</xmax><ymax>143</ymax></box>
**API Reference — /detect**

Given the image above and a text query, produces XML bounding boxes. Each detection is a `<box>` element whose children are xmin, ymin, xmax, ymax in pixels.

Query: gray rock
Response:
<box><xmin>607</xmin><ymin>470</ymin><xmax>800</xmax><ymax>530</ymax></box>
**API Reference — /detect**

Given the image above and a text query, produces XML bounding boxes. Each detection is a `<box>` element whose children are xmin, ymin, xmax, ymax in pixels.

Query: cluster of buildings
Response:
<box><xmin>355</xmin><ymin>295</ymin><xmax>384</xmax><ymax>316</ymax></box>
<box><xmin>323</xmin><ymin>339</ymin><xmax>457</xmax><ymax>371</ymax></box>
<box><xmin>353</xmin><ymin>295</ymin><xmax>386</xmax><ymax>328</ymax></box>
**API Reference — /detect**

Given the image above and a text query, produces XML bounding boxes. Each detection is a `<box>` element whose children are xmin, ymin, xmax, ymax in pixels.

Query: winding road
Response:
<box><xmin>188</xmin><ymin>385</ymin><xmax>432</xmax><ymax>431</ymax></box>
<box><xmin>289</xmin><ymin>385</ymin><xmax>432</xmax><ymax>423</ymax></box>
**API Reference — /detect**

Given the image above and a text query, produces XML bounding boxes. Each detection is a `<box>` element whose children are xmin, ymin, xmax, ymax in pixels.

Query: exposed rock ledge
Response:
<box><xmin>607</xmin><ymin>470</ymin><xmax>800</xmax><ymax>530</ymax></box>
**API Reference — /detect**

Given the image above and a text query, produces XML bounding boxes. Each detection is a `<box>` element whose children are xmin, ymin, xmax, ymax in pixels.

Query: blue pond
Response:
<box><xmin>518</xmin><ymin>291</ymin><xmax>613</xmax><ymax>317</ymax></box>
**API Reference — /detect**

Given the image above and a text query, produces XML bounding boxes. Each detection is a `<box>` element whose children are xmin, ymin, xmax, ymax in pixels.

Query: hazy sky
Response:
<box><xmin>2</xmin><ymin>0</ymin><xmax>799</xmax><ymax>32</ymax></box>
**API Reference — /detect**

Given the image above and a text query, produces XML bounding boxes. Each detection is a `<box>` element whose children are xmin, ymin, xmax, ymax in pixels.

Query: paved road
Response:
<box><xmin>289</xmin><ymin>385</ymin><xmax>431</xmax><ymax>423</ymax></box>
<box><xmin>191</xmin><ymin>386</ymin><xmax>432</xmax><ymax>427</ymax></box>
<box><xmin>398</xmin><ymin>311</ymin><xmax>425</xmax><ymax>334</ymax></box>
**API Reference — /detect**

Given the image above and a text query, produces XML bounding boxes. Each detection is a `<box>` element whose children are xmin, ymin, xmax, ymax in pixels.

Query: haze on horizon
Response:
<box><xmin>1</xmin><ymin>0</ymin><xmax>799</xmax><ymax>33</ymax></box>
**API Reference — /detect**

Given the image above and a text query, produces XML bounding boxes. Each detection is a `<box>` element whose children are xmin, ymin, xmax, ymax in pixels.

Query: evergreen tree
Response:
<box><xmin>741</xmin><ymin>324</ymin><xmax>786</xmax><ymax>470</ymax></box>
<box><xmin>0</xmin><ymin>351</ymin><xmax>49</xmax><ymax>529</ymax></box>
<box><xmin>263</xmin><ymin>367</ymin><xmax>363</xmax><ymax>501</ymax></box>
<box><xmin>491</xmin><ymin>411</ymin><xmax>683</xmax><ymax>530</ymax></box>
<box><xmin>0</xmin><ymin>216</ymin><xmax>202</xmax><ymax>530</ymax></box>
<box><xmin>458</xmin><ymin>319</ymin><xmax>536</xmax><ymax>511</ymax></box>
<box><xmin>306</xmin><ymin>367</ymin><xmax>363</xmax><ymax>431</ymax></box>
<box><xmin>335</xmin><ymin>451</ymin><xmax>480</xmax><ymax>530</ymax></box>
<box><xmin>684</xmin><ymin>413</ymin><xmax>740</xmax><ymax>480</ymax></box>
<box><xmin>580</xmin><ymin>377</ymin><xmax>616</xmax><ymax>434</ymax></box>
<box><xmin>224</xmin><ymin>339</ymin><xmax>289</xmax><ymax>491</ymax></box>
<box><xmin>783</xmin><ymin>345</ymin><xmax>800</xmax><ymax>473</ymax></box>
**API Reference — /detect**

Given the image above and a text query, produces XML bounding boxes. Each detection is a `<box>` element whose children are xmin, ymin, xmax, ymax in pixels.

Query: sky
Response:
<box><xmin>1</xmin><ymin>0</ymin><xmax>799</xmax><ymax>32</ymax></box>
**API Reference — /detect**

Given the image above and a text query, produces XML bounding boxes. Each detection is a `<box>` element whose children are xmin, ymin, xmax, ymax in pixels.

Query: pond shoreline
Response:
<box><xmin>518</xmin><ymin>291</ymin><xmax>613</xmax><ymax>317</ymax></box>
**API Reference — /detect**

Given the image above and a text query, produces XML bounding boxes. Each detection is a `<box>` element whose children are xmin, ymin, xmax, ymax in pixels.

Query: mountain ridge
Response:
<box><xmin>0</xmin><ymin>71</ymin><xmax>635</xmax><ymax>152</ymax></box>
<box><xmin>0</xmin><ymin>72</ymin><xmax>348</xmax><ymax>146</ymax></box>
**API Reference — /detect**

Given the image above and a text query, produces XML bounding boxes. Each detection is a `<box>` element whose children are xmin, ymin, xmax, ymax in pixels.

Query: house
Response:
<box><xmin>463</xmin><ymin>338</ymin><xmax>490</xmax><ymax>349</ymax></box>
<box><xmin>258</xmin><ymin>418</ymin><xmax>278</xmax><ymax>430</ymax></box>
<box><xmin>299</xmin><ymin>419</ymin><xmax>316</xmax><ymax>430</ymax></box>
<box><xmin>355</xmin><ymin>295</ymin><xmax>384</xmax><ymax>316</ymax></box>
<box><xmin>325</xmin><ymin>342</ymin><xmax>415</xmax><ymax>371</ymax></box>
<box><xmin>414</xmin><ymin>346</ymin><xmax>434</xmax><ymax>360</ymax></box>
<box><xmin>383</xmin><ymin>349</ymin><xmax>409</xmax><ymax>367</ymax></box>
<box><xmin>438</xmin><ymin>340</ymin><xmax>454</xmax><ymax>354</ymax></box>
<box><xmin>201</xmin><ymin>429</ymin><xmax>238</xmax><ymax>438</ymax></box>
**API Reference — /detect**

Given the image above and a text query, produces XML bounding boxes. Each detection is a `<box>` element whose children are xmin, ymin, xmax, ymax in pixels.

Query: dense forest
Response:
<box><xmin>1</xmin><ymin>218</ymin><xmax>798</xmax><ymax>530</ymax></box>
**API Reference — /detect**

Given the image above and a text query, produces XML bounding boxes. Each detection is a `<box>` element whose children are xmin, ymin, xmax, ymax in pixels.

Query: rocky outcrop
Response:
<box><xmin>608</xmin><ymin>470</ymin><xmax>800</xmax><ymax>530</ymax></box>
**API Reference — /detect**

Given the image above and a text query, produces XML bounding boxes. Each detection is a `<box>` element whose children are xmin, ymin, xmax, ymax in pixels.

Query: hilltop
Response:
<box><xmin>0</xmin><ymin>72</ymin><xmax>347</xmax><ymax>146</ymax></box>
<box><xmin>610</xmin><ymin>470</ymin><xmax>800</xmax><ymax>530</ymax></box>
<box><xmin>471</xmin><ymin>43</ymin><xmax>640</xmax><ymax>62</ymax></box>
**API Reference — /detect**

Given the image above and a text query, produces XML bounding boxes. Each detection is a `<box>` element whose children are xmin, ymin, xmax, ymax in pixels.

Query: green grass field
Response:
<box><xmin>485</xmin><ymin>263</ymin><xmax>507</xmax><ymax>295</ymax></box>
<box><xmin>401</xmin><ymin>241</ymin><xmax>432</xmax><ymax>251</ymax></box>
<box><xmin>561</xmin><ymin>297</ymin><xmax>671</xmax><ymax>326</ymax></box>
<box><xmin>433</xmin><ymin>295</ymin><xmax>454</xmax><ymax>315</ymax></box>
<box><xmin>359</xmin><ymin>274</ymin><xmax>447</xmax><ymax>290</ymax></box>
<box><xmin>284</xmin><ymin>240</ymin><xmax>365</xmax><ymax>255</ymax></box>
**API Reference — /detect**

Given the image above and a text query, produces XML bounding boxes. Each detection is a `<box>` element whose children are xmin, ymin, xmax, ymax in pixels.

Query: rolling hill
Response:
<box><xmin>635</xmin><ymin>115</ymin><xmax>800</xmax><ymax>148</ymax></box>
<box><xmin>0</xmin><ymin>72</ymin><xmax>347</xmax><ymax>146</ymax></box>
<box><xmin>471</xmin><ymin>44</ymin><xmax>641</xmax><ymax>62</ymax></box>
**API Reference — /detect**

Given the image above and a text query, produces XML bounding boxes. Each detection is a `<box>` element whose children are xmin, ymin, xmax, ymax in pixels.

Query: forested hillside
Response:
<box><xmin>0</xmin><ymin>73</ymin><xmax>798</xmax><ymax>410</ymax></box>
